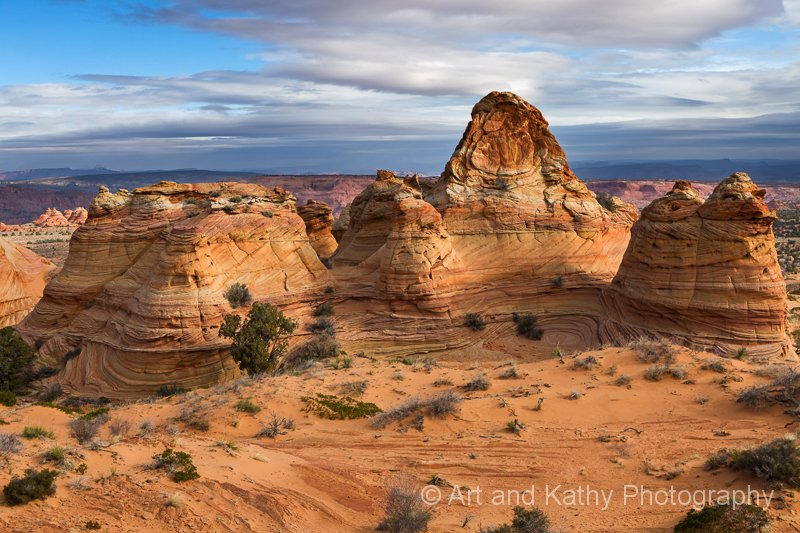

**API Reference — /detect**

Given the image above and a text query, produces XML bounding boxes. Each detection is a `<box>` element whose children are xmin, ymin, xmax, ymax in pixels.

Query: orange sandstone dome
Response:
<box><xmin>0</xmin><ymin>237</ymin><xmax>54</xmax><ymax>327</ymax></box>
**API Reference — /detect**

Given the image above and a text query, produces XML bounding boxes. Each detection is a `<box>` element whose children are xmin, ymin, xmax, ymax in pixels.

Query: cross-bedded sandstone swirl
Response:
<box><xmin>17</xmin><ymin>181</ymin><xmax>331</xmax><ymax>395</ymax></box>
<box><xmin>298</xmin><ymin>199</ymin><xmax>338</xmax><ymax>261</ymax></box>
<box><xmin>602</xmin><ymin>174</ymin><xmax>792</xmax><ymax>357</ymax></box>
<box><xmin>0</xmin><ymin>237</ymin><xmax>54</xmax><ymax>327</ymax></box>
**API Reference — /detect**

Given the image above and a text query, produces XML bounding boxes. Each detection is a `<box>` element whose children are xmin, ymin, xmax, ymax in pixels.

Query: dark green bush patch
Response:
<box><xmin>151</xmin><ymin>448</ymin><xmax>200</xmax><ymax>483</ymax></box>
<box><xmin>673</xmin><ymin>503</ymin><xmax>769</xmax><ymax>532</ymax></box>
<box><xmin>302</xmin><ymin>393</ymin><xmax>381</xmax><ymax>420</ymax></box>
<box><xmin>3</xmin><ymin>468</ymin><xmax>57</xmax><ymax>505</ymax></box>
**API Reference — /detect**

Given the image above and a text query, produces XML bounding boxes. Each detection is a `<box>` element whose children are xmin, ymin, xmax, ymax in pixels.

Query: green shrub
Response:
<box><xmin>512</xmin><ymin>313</ymin><xmax>543</xmax><ymax>340</ymax></box>
<box><xmin>728</xmin><ymin>436</ymin><xmax>800</xmax><ymax>487</ymax></box>
<box><xmin>313</xmin><ymin>303</ymin><xmax>334</xmax><ymax>317</ymax></box>
<box><xmin>462</xmin><ymin>373</ymin><xmax>490</xmax><ymax>392</ymax></box>
<box><xmin>673</xmin><ymin>503</ymin><xmax>769</xmax><ymax>532</ymax></box>
<box><xmin>209</xmin><ymin>190</ymin><xmax>221</xmax><ymax>198</ymax></box>
<box><xmin>0</xmin><ymin>327</ymin><xmax>34</xmax><ymax>392</ymax></box>
<box><xmin>644</xmin><ymin>364</ymin><xmax>667</xmax><ymax>381</ymax></box>
<box><xmin>21</xmin><ymin>426</ymin><xmax>55</xmax><ymax>440</ymax></box>
<box><xmin>0</xmin><ymin>389</ymin><xmax>16</xmax><ymax>407</ymax></box>
<box><xmin>157</xmin><ymin>383</ymin><xmax>187</xmax><ymax>397</ymax></box>
<box><xmin>85</xmin><ymin>520</ymin><xmax>101</xmax><ymax>530</ymax></box>
<box><xmin>465</xmin><ymin>313</ymin><xmax>486</xmax><ymax>331</ymax></box>
<box><xmin>151</xmin><ymin>449</ymin><xmax>200</xmax><ymax>483</ymax></box>
<box><xmin>302</xmin><ymin>393</ymin><xmax>381</xmax><ymax>420</ymax></box>
<box><xmin>3</xmin><ymin>468</ymin><xmax>57</xmax><ymax>505</ymax></box>
<box><xmin>228</xmin><ymin>196</ymin><xmax>242</xmax><ymax>203</ymax></box>
<box><xmin>261</xmin><ymin>210</ymin><xmax>273</xmax><ymax>218</ymax></box>
<box><xmin>223</xmin><ymin>282</ymin><xmax>251</xmax><ymax>308</ymax></box>
<box><xmin>309</xmin><ymin>317</ymin><xmax>335</xmax><ymax>335</ymax></box>
<box><xmin>219</xmin><ymin>302</ymin><xmax>298</xmax><ymax>375</ymax></box>
<box><xmin>235</xmin><ymin>399</ymin><xmax>261</xmax><ymax>414</ymax></box>
<box><xmin>81</xmin><ymin>407</ymin><xmax>109</xmax><ymax>421</ymax></box>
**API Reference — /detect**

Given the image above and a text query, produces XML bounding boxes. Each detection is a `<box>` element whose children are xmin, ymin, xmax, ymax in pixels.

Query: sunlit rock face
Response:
<box><xmin>17</xmin><ymin>181</ymin><xmax>331</xmax><ymax>396</ymax></box>
<box><xmin>602</xmin><ymin>174</ymin><xmax>793</xmax><ymax>358</ymax></box>
<box><xmin>298</xmin><ymin>199</ymin><xmax>338</xmax><ymax>261</ymax></box>
<box><xmin>0</xmin><ymin>237</ymin><xmax>54</xmax><ymax>327</ymax></box>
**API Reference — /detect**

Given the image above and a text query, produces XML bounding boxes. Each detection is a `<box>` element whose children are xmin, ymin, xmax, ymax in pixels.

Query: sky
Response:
<box><xmin>0</xmin><ymin>0</ymin><xmax>798</xmax><ymax>173</ymax></box>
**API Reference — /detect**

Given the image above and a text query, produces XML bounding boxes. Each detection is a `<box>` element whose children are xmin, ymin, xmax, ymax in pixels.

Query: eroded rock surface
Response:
<box><xmin>298</xmin><ymin>199</ymin><xmax>338</xmax><ymax>261</ymax></box>
<box><xmin>0</xmin><ymin>237</ymin><xmax>54</xmax><ymax>327</ymax></box>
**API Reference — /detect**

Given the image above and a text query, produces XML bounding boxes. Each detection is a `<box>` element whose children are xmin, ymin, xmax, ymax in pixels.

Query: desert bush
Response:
<box><xmin>39</xmin><ymin>383</ymin><xmax>63</xmax><ymax>403</ymax></box>
<box><xmin>257</xmin><ymin>412</ymin><xmax>295</xmax><ymax>438</ymax></box>
<box><xmin>223</xmin><ymin>205</ymin><xmax>237</xmax><ymax>214</ymax></box>
<box><xmin>629</xmin><ymin>338</ymin><xmax>673</xmax><ymax>364</ymax></box>
<box><xmin>108</xmin><ymin>419</ymin><xmax>131</xmax><ymax>438</ymax></box>
<box><xmin>702</xmin><ymin>359</ymin><xmax>728</xmax><ymax>374</ymax></box>
<box><xmin>3</xmin><ymin>468</ymin><xmax>57</xmax><ymax>505</ymax></box>
<box><xmin>568</xmin><ymin>390</ymin><xmax>582</xmax><ymax>400</ymax></box>
<box><xmin>480</xmin><ymin>505</ymin><xmax>560</xmax><ymax>532</ymax></box>
<box><xmin>615</xmin><ymin>375</ymin><xmax>632</xmax><ymax>386</ymax></box>
<box><xmin>138</xmin><ymin>420</ymin><xmax>155</xmax><ymax>436</ymax></box>
<box><xmin>644</xmin><ymin>364</ymin><xmax>667</xmax><ymax>381</ymax></box>
<box><xmin>228</xmin><ymin>196</ymin><xmax>242</xmax><ymax>203</ymax></box>
<box><xmin>376</xmin><ymin>479</ymin><xmax>432</xmax><ymax>533</ymax></box>
<box><xmin>178</xmin><ymin>406</ymin><xmax>210</xmax><ymax>432</ymax></box>
<box><xmin>81</xmin><ymin>407</ymin><xmax>110</xmax><ymax>422</ymax></box>
<box><xmin>771</xmin><ymin>368</ymin><xmax>800</xmax><ymax>403</ymax></box>
<box><xmin>705</xmin><ymin>449</ymin><xmax>731</xmax><ymax>470</ymax></box>
<box><xmin>673</xmin><ymin>503</ymin><xmax>769</xmax><ymax>532</ymax></box>
<box><xmin>595</xmin><ymin>191</ymin><xmax>617</xmax><ymax>212</ymax></box>
<box><xmin>219</xmin><ymin>302</ymin><xmax>298</xmax><ymax>375</ymax></box>
<box><xmin>69</xmin><ymin>418</ymin><xmax>101</xmax><ymax>444</ymax></box>
<box><xmin>21</xmin><ymin>426</ymin><xmax>55</xmax><ymax>440</ymax></box>
<box><xmin>41</xmin><ymin>445</ymin><xmax>74</xmax><ymax>469</ymax></box>
<box><xmin>302</xmin><ymin>393</ymin><xmax>381</xmax><ymax>420</ymax></box>
<box><xmin>339</xmin><ymin>380</ymin><xmax>369</xmax><ymax>396</ymax></box>
<box><xmin>668</xmin><ymin>366</ymin><xmax>688</xmax><ymax>380</ymax></box>
<box><xmin>331</xmin><ymin>355</ymin><xmax>353</xmax><ymax>370</ymax></box>
<box><xmin>313</xmin><ymin>303</ymin><xmax>334</xmax><ymax>317</ymax></box>
<box><xmin>465</xmin><ymin>313</ymin><xmax>486</xmax><ymax>331</ymax></box>
<box><xmin>433</xmin><ymin>378</ymin><xmax>453</xmax><ymax>387</ymax></box>
<box><xmin>736</xmin><ymin>347</ymin><xmax>750</xmax><ymax>360</ymax></box>
<box><xmin>261</xmin><ymin>210</ymin><xmax>273</xmax><ymax>218</ymax></box>
<box><xmin>462</xmin><ymin>373</ymin><xmax>491</xmax><ymax>392</ymax></box>
<box><xmin>150</xmin><ymin>448</ymin><xmax>200</xmax><ymax>483</ymax></box>
<box><xmin>512</xmin><ymin>313</ymin><xmax>543</xmax><ymax>340</ymax></box>
<box><xmin>0</xmin><ymin>433</ymin><xmax>22</xmax><ymax>460</ymax></box>
<box><xmin>0</xmin><ymin>326</ymin><xmax>34</xmax><ymax>392</ymax></box>
<box><xmin>571</xmin><ymin>355</ymin><xmax>599</xmax><ymax>370</ymax></box>
<box><xmin>371</xmin><ymin>392</ymin><xmax>461</xmax><ymax>429</ymax></box>
<box><xmin>499</xmin><ymin>366</ymin><xmax>520</xmax><ymax>379</ymax></box>
<box><xmin>223</xmin><ymin>282</ymin><xmax>251</xmax><ymax>308</ymax></box>
<box><xmin>235</xmin><ymin>399</ymin><xmax>261</xmax><ymax>414</ymax></box>
<box><xmin>210</xmin><ymin>190</ymin><xmax>221</xmax><ymax>198</ymax></box>
<box><xmin>737</xmin><ymin>386</ymin><xmax>772</xmax><ymax>409</ymax></box>
<box><xmin>281</xmin><ymin>334</ymin><xmax>340</xmax><ymax>371</ymax></box>
<box><xmin>85</xmin><ymin>520</ymin><xmax>101</xmax><ymax>530</ymax></box>
<box><xmin>309</xmin><ymin>317</ymin><xmax>335</xmax><ymax>336</ymax></box>
<box><xmin>0</xmin><ymin>389</ymin><xmax>16</xmax><ymax>407</ymax></box>
<box><xmin>157</xmin><ymin>383</ymin><xmax>187</xmax><ymax>397</ymax></box>
<box><xmin>728</xmin><ymin>436</ymin><xmax>800</xmax><ymax>487</ymax></box>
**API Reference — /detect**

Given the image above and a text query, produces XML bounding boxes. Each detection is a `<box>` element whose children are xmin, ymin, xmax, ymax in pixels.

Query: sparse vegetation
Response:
<box><xmin>377</xmin><ymin>479</ymin><xmax>432</xmax><ymax>533</ymax></box>
<box><xmin>339</xmin><ymin>380</ymin><xmax>368</xmax><ymax>396</ymax></box>
<box><xmin>157</xmin><ymin>383</ymin><xmax>187</xmax><ymax>397</ymax></box>
<box><xmin>462</xmin><ymin>373</ymin><xmax>491</xmax><ymax>392</ymax></box>
<box><xmin>282</xmin><ymin>334</ymin><xmax>340</xmax><ymax>371</ymax></box>
<box><xmin>69</xmin><ymin>418</ymin><xmax>102</xmax><ymax>444</ymax></box>
<box><xmin>309</xmin><ymin>317</ymin><xmax>335</xmax><ymax>335</ymax></box>
<box><xmin>0</xmin><ymin>433</ymin><xmax>22</xmax><ymax>461</ymax></box>
<box><xmin>0</xmin><ymin>326</ymin><xmax>34</xmax><ymax>393</ymax></box>
<box><xmin>702</xmin><ymin>359</ymin><xmax>728</xmax><ymax>374</ymax></box>
<box><xmin>479</xmin><ymin>505</ymin><xmax>560</xmax><ymax>532</ymax></box>
<box><xmin>737</xmin><ymin>386</ymin><xmax>772</xmax><ymax>409</ymax></box>
<box><xmin>223</xmin><ymin>282</ymin><xmax>252</xmax><ymax>308</ymax></box>
<box><xmin>571</xmin><ymin>355</ymin><xmax>599</xmax><ymax>370</ymax></box>
<box><xmin>219</xmin><ymin>301</ymin><xmax>298</xmax><ymax>375</ymax></box>
<box><xmin>150</xmin><ymin>449</ymin><xmax>200</xmax><ymax>483</ymax></box>
<box><xmin>3</xmin><ymin>468</ymin><xmax>58</xmax><ymax>505</ymax></box>
<box><xmin>615</xmin><ymin>375</ymin><xmax>632</xmax><ymax>386</ymax></box>
<box><xmin>568</xmin><ymin>389</ymin><xmax>582</xmax><ymax>400</ymax></box>
<box><xmin>673</xmin><ymin>503</ymin><xmax>769</xmax><ymax>532</ymax></box>
<box><xmin>371</xmin><ymin>392</ymin><xmax>461</xmax><ymax>429</ymax></box>
<box><xmin>0</xmin><ymin>389</ymin><xmax>16</xmax><ymax>407</ymax></box>
<box><xmin>735</xmin><ymin>347</ymin><xmax>749</xmax><ymax>360</ymax></box>
<box><xmin>499</xmin><ymin>366</ymin><xmax>520</xmax><ymax>379</ymax></box>
<box><xmin>706</xmin><ymin>436</ymin><xmax>800</xmax><ymax>487</ymax></box>
<box><xmin>313</xmin><ymin>302</ymin><xmax>334</xmax><ymax>317</ymax></box>
<box><xmin>256</xmin><ymin>412</ymin><xmax>295</xmax><ymax>438</ymax></box>
<box><xmin>629</xmin><ymin>338</ymin><xmax>673</xmax><ymax>364</ymax></box>
<box><xmin>302</xmin><ymin>393</ymin><xmax>381</xmax><ymax>420</ymax></box>
<box><xmin>595</xmin><ymin>191</ymin><xmax>617</xmax><ymax>212</ymax></box>
<box><xmin>644</xmin><ymin>364</ymin><xmax>667</xmax><ymax>381</ymax></box>
<box><xmin>108</xmin><ymin>419</ymin><xmax>131</xmax><ymax>438</ymax></box>
<box><xmin>512</xmin><ymin>313</ymin><xmax>543</xmax><ymax>340</ymax></box>
<box><xmin>21</xmin><ymin>426</ymin><xmax>55</xmax><ymax>440</ymax></box>
<box><xmin>465</xmin><ymin>313</ymin><xmax>486</xmax><ymax>331</ymax></box>
<box><xmin>235</xmin><ymin>399</ymin><xmax>261</xmax><ymax>414</ymax></box>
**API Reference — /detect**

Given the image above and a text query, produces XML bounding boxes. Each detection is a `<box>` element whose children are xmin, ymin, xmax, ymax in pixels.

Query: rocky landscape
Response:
<box><xmin>1</xmin><ymin>91</ymin><xmax>799</xmax><ymax>531</ymax></box>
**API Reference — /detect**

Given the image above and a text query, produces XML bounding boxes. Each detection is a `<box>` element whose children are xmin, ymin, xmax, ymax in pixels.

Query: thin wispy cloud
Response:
<box><xmin>0</xmin><ymin>0</ymin><xmax>798</xmax><ymax>171</ymax></box>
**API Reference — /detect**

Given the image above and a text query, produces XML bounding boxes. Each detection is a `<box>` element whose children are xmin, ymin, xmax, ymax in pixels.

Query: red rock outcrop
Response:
<box><xmin>63</xmin><ymin>207</ymin><xmax>88</xmax><ymax>225</ymax></box>
<box><xmin>333</xmin><ymin>170</ymin><xmax>405</xmax><ymax>266</ymax></box>
<box><xmin>0</xmin><ymin>237</ymin><xmax>54</xmax><ymax>327</ymax></box>
<box><xmin>425</xmin><ymin>91</ymin><xmax>637</xmax><ymax>289</ymax></box>
<box><xmin>375</xmin><ymin>186</ymin><xmax>462</xmax><ymax>311</ymax></box>
<box><xmin>17</xmin><ymin>182</ymin><xmax>331</xmax><ymax>396</ymax></box>
<box><xmin>602</xmin><ymin>174</ymin><xmax>792</xmax><ymax>357</ymax></box>
<box><xmin>298</xmin><ymin>199</ymin><xmax>338</xmax><ymax>261</ymax></box>
<box><xmin>33</xmin><ymin>208</ymin><xmax>70</xmax><ymax>227</ymax></box>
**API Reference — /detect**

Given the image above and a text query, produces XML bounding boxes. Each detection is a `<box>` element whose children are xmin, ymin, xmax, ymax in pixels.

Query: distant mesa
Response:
<box><xmin>602</xmin><ymin>173</ymin><xmax>791</xmax><ymax>357</ymax></box>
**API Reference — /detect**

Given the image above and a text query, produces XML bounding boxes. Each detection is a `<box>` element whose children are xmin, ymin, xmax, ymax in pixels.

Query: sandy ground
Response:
<box><xmin>1</xmin><ymin>344</ymin><xmax>799</xmax><ymax>532</ymax></box>
<box><xmin>0</xmin><ymin>226</ymin><xmax>74</xmax><ymax>268</ymax></box>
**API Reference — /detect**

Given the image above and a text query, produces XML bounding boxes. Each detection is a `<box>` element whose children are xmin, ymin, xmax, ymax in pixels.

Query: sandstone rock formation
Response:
<box><xmin>425</xmin><ymin>91</ymin><xmax>637</xmax><ymax>289</ymax></box>
<box><xmin>0</xmin><ymin>237</ymin><xmax>54</xmax><ymax>327</ymax></box>
<box><xmin>602</xmin><ymin>174</ymin><xmax>792</xmax><ymax>357</ymax></box>
<box><xmin>376</xmin><ymin>186</ymin><xmax>461</xmax><ymax>311</ymax></box>
<box><xmin>332</xmin><ymin>204</ymin><xmax>351</xmax><ymax>243</ymax></box>
<box><xmin>33</xmin><ymin>208</ymin><xmax>69</xmax><ymax>227</ymax></box>
<box><xmin>63</xmin><ymin>207</ymin><xmax>88</xmax><ymax>225</ymax></box>
<box><xmin>333</xmin><ymin>170</ymin><xmax>405</xmax><ymax>266</ymax></box>
<box><xmin>298</xmin><ymin>199</ymin><xmax>338</xmax><ymax>261</ymax></box>
<box><xmin>18</xmin><ymin>182</ymin><xmax>331</xmax><ymax>396</ymax></box>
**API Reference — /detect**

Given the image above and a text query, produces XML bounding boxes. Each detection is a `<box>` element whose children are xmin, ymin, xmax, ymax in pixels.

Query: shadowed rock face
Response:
<box><xmin>0</xmin><ymin>238</ymin><xmax>54</xmax><ymax>327</ymax></box>
<box><xmin>602</xmin><ymin>173</ymin><xmax>792</xmax><ymax>357</ymax></box>
<box><xmin>17</xmin><ymin>181</ymin><xmax>331</xmax><ymax>396</ymax></box>
<box><xmin>298</xmin><ymin>199</ymin><xmax>338</xmax><ymax>261</ymax></box>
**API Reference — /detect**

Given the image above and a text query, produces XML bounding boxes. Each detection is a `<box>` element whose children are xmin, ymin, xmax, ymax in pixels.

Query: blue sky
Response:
<box><xmin>0</xmin><ymin>0</ymin><xmax>798</xmax><ymax>173</ymax></box>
